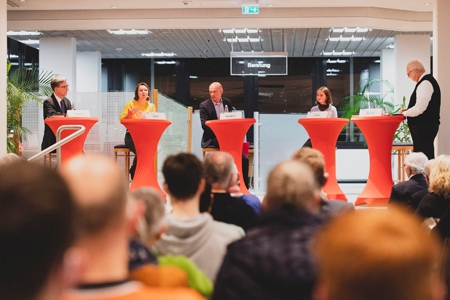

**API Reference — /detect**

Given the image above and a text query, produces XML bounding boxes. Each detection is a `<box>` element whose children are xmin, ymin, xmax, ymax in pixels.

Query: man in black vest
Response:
<box><xmin>41</xmin><ymin>76</ymin><xmax>72</xmax><ymax>152</ymax></box>
<box><xmin>401</xmin><ymin>60</ymin><xmax>441</xmax><ymax>159</ymax></box>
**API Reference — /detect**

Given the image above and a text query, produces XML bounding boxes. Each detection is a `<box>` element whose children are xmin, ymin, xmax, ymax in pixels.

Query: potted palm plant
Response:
<box><xmin>6</xmin><ymin>61</ymin><xmax>54</xmax><ymax>154</ymax></box>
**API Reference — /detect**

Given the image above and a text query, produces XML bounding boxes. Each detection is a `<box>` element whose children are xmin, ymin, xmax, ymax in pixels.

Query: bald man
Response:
<box><xmin>60</xmin><ymin>155</ymin><xmax>204</xmax><ymax>300</ymax></box>
<box><xmin>401</xmin><ymin>60</ymin><xmax>441</xmax><ymax>159</ymax></box>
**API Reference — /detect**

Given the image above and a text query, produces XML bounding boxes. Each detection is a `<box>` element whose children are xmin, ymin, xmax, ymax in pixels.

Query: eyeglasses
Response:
<box><xmin>407</xmin><ymin>69</ymin><xmax>416</xmax><ymax>77</ymax></box>
<box><xmin>58</xmin><ymin>85</ymin><xmax>69</xmax><ymax>89</ymax></box>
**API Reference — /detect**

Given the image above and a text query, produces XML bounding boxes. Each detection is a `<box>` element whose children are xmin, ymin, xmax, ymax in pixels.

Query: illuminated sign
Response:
<box><xmin>230</xmin><ymin>52</ymin><xmax>288</xmax><ymax>76</ymax></box>
<box><xmin>242</xmin><ymin>5</ymin><xmax>259</xmax><ymax>14</ymax></box>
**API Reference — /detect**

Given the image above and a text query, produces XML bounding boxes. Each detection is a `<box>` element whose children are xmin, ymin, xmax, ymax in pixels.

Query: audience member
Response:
<box><xmin>389</xmin><ymin>152</ymin><xmax>428</xmax><ymax>207</ymax></box>
<box><xmin>228</xmin><ymin>183</ymin><xmax>261</xmax><ymax>214</ymax></box>
<box><xmin>60</xmin><ymin>155</ymin><xmax>204</xmax><ymax>300</ymax></box>
<box><xmin>153</xmin><ymin>153</ymin><xmax>244</xmax><ymax>282</ymax></box>
<box><xmin>416</xmin><ymin>154</ymin><xmax>450</xmax><ymax>220</ymax></box>
<box><xmin>314</xmin><ymin>208</ymin><xmax>445</xmax><ymax>300</ymax></box>
<box><xmin>212</xmin><ymin>160</ymin><xmax>323</xmax><ymax>300</ymax></box>
<box><xmin>203</xmin><ymin>151</ymin><xmax>258</xmax><ymax>230</ymax></box>
<box><xmin>409</xmin><ymin>158</ymin><xmax>436</xmax><ymax>211</ymax></box>
<box><xmin>0</xmin><ymin>152</ymin><xmax>22</xmax><ymax>169</ymax></box>
<box><xmin>0</xmin><ymin>162</ymin><xmax>80</xmax><ymax>300</ymax></box>
<box><xmin>129</xmin><ymin>187</ymin><xmax>214</xmax><ymax>298</ymax></box>
<box><xmin>291</xmin><ymin>147</ymin><xmax>354</xmax><ymax>219</ymax></box>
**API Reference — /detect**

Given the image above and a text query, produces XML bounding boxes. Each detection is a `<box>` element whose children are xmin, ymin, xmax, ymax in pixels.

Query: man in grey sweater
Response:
<box><xmin>153</xmin><ymin>153</ymin><xmax>244</xmax><ymax>282</ymax></box>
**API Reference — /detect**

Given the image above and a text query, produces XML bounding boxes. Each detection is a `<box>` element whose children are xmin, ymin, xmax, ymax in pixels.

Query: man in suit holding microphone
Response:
<box><xmin>199</xmin><ymin>82</ymin><xmax>249</xmax><ymax>188</ymax></box>
<box><xmin>41</xmin><ymin>76</ymin><xmax>72</xmax><ymax>152</ymax></box>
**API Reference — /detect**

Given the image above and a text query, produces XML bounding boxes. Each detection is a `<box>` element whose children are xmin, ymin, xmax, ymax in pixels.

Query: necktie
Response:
<box><xmin>60</xmin><ymin>100</ymin><xmax>66</xmax><ymax>113</ymax></box>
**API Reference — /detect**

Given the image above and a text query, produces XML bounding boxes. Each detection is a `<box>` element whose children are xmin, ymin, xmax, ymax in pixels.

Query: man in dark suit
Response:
<box><xmin>389</xmin><ymin>152</ymin><xmax>428</xmax><ymax>207</ymax></box>
<box><xmin>199</xmin><ymin>82</ymin><xmax>249</xmax><ymax>187</ymax></box>
<box><xmin>401</xmin><ymin>60</ymin><xmax>441</xmax><ymax>159</ymax></box>
<box><xmin>41</xmin><ymin>76</ymin><xmax>72</xmax><ymax>152</ymax></box>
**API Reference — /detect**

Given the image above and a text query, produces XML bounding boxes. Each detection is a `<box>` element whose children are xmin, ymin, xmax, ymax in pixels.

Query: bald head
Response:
<box><xmin>60</xmin><ymin>155</ymin><xmax>128</xmax><ymax>236</ymax></box>
<box><xmin>203</xmin><ymin>151</ymin><xmax>237</xmax><ymax>189</ymax></box>
<box><xmin>264</xmin><ymin>160</ymin><xmax>321</xmax><ymax>212</ymax></box>
<box><xmin>209</xmin><ymin>82</ymin><xmax>224</xmax><ymax>103</ymax></box>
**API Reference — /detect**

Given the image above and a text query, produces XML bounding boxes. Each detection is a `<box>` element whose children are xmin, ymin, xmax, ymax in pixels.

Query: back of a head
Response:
<box><xmin>0</xmin><ymin>153</ymin><xmax>22</xmax><ymax>170</ymax></box>
<box><xmin>129</xmin><ymin>187</ymin><xmax>165</xmax><ymax>243</ymax></box>
<box><xmin>405</xmin><ymin>152</ymin><xmax>428</xmax><ymax>175</ymax></box>
<box><xmin>162</xmin><ymin>152</ymin><xmax>203</xmax><ymax>200</ymax></box>
<box><xmin>429</xmin><ymin>154</ymin><xmax>450</xmax><ymax>198</ymax></box>
<box><xmin>423</xmin><ymin>159</ymin><xmax>436</xmax><ymax>178</ymax></box>
<box><xmin>203</xmin><ymin>151</ymin><xmax>236</xmax><ymax>188</ymax></box>
<box><xmin>291</xmin><ymin>147</ymin><xmax>327</xmax><ymax>187</ymax></box>
<box><xmin>264</xmin><ymin>160</ymin><xmax>320</xmax><ymax>212</ymax></box>
<box><xmin>0</xmin><ymin>162</ymin><xmax>75</xmax><ymax>300</ymax></box>
<box><xmin>314</xmin><ymin>208</ymin><xmax>442</xmax><ymax>300</ymax></box>
<box><xmin>60</xmin><ymin>154</ymin><xmax>128</xmax><ymax>237</ymax></box>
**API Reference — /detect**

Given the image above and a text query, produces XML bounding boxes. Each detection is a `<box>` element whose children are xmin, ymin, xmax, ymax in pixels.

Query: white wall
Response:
<box><xmin>76</xmin><ymin>51</ymin><xmax>101</xmax><ymax>92</ymax></box>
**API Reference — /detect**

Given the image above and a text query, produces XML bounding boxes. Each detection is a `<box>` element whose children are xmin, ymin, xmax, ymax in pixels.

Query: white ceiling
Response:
<box><xmin>6</xmin><ymin>0</ymin><xmax>434</xmax><ymax>58</ymax></box>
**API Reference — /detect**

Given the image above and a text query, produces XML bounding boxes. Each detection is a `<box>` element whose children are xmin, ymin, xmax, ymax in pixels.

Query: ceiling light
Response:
<box><xmin>327</xmin><ymin>73</ymin><xmax>338</xmax><ymax>76</ymax></box>
<box><xmin>328</xmin><ymin>36</ymin><xmax>364</xmax><ymax>42</ymax></box>
<box><xmin>221</xmin><ymin>29</ymin><xmax>260</xmax><ymax>34</ymax></box>
<box><xmin>155</xmin><ymin>60</ymin><xmax>176</xmax><ymax>64</ymax></box>
<box><xmin>225</xmin><ymin>37</ymin><xmax>261</xmax><ymax>43</ymax></box>
<box><xmin>20</xmin><ymin>39</ymin><xmax>39</xmax><ymax>45</ymax></box>
<box><xmin>326</xmin><ymin>68</ymin><xmax>340</xmax><ymax>72</ymax></box>
<box><xmin>7</xmin><ymin>31</ymin><xmax>41</xmax><ymax>36</ymax></box>
<box><xmin>322</xmin><ymin>50</ymin><xmax>354</xmax><ymax>56</ymax></box>
<box><xmin>108</xmin><ymin>29</ymin><xmax>150</xmax><ymax>35</ymax></box>
<box><xmin>141</xmin><ymin>52</ymin><xmax>176</xmax><ymax>57</ymax></box>
<box><xmin>387</xmin><ymin>44</ymin><xmax>395</xmax><ymax>49</ymax></box>
<box><xmin>8</xmin><ymin>54</ymin><xmax>19</xmax><ymax>58</ymax></box>
<box><xmin>332</xmin><ymin>27</ymin><xmax>371</xmax><ymax>33</ymax></box>
<box><xmin>327</xmin><ymin>59</ymin><xmax>347</xmax><ymax>64</ymax></box>
<box><xmin>424</xmin><ymin>3</ymin><xmax>431</xmax><ymax>5</ymax></box>
<box><xmin>189</xmin><ymin>76</ymin><xmax>198</xmax><ymax>79</ymax></box>
<box><xmin>110</xmin><ymin>6</ymin><xmax>117</xmax><ymax>8</ymax></box>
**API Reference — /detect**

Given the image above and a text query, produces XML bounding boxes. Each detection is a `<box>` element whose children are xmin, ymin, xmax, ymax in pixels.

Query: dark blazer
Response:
<box><xmin>199</xmin><ymin>98</ymin><xmax>233</xmax><ymax>148</ymax></box>
<box><xmin>41</xmin><ymin>94</ymin><xmax>72</xmax><ymax>151</ymax></box>
<box><xmin>210</xmin><ymin>192</ymin><xmax>257</xmax><ymax>231</ymax></box>
<box><xmin>388</xmin><ymin>174</ymin><xmax>428</xmax><ymax>207</ymax></box>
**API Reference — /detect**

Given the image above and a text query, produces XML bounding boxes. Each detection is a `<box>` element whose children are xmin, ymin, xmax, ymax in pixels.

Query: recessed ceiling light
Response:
<box><xmin>267</xmin><ymin>4</ymin><xmax>273</xmax><ymax>7</ymax></box>
<box><xmin>424</xmin><ymin>3</ymin><xmax>431</xmax><ymax>5</ymax></box>
<box><xmin>142</xmin><ymin>52</ymin><xmax>176</xmax><ymax>57</ymax></box>
<box><xmin>108</xmin><ymin>29</ymin><xmax>150</xmax><ymax>35</ymax></box>
<box><xmin>111</xmin><ymin>6</ymin><xmax>117</xmax><ymax>8</ymax></box>
<box><xmin>7</xmin><ymin>31</ymin><xmax>41</xmax><ymax>36</ymax></box>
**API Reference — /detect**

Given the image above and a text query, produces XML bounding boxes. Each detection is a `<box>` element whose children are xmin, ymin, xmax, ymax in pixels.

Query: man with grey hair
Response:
<box><xmin>41</xmin><ymin>76</ymin><xmax>72</xmax><ymax>152</ymax></box>
<box><xmin>401</xmin><ymin>60</ymin><xmax>441</xmax><ymax>159</ymax></box>
<box><xmin>389</xmin><ymin>152</ymin><xmax>428</xmax><ymax>207</ymax></box>
<box><xmin>203</xmin><ymin>151</ymin><xmax>257</xmax><ymax>231</ymax></box>
<box><xmin>212</xmin><ymin>160</ymin><xmax>323</xmax><ymax>300</ymax></box>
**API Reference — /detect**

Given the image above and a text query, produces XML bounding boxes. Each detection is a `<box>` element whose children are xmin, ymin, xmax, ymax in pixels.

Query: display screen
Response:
<box><xmin>230</xmin><ymin>52</ymin><xmax>288</xmax><ymax>76</ymax></box>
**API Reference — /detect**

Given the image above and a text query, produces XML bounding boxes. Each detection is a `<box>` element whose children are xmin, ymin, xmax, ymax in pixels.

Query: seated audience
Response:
<box><xmin>229</xmin><ymin>183</ymin><xmax>261</xmax><ymax>214</ymax></box>
<box><xmin>389</xmin><ymin>152</ymin><xmax>428</xmax><ymax>207</ymax></box>
<box><xmin>212</xmin><ymin>160</ymin><xmax>323</xmax><ymax>300</ymax></box>
<box><xmin>416</xmin><ymin>154</ymin><xmax>450</xmax><ymax>220</ymax></box>
<box><xmin>129</xmin><ymin>187</ymin><xmax>214</xmax><ymax>298</ymax></box>
<box><xmin>203</xmin><ymin>151</ymin><xmax>258</xmax><ymax>230</ymax></box>
<box><xmin>0</xmin><ymin>152</ymin><xmax>22</xmax><ymax>169</ymax></box>
<box><xmin>60</xmin><ymin>155</ymin><xmax>204</xmax><ymax>300</ymax></box>
<box><xmin>291</xmin><ymin>147</ymin><xmax>354</xmax><ymax>219</ymax></box>
<box><xmin>153</xmin><ymin>153</ymin><xmax>244</xmax><ymax>282</ymax></box>
<box><xmin>409</xmin><ymin>158</ymin><xmax>436</xmax><ymax>211</ymax></box>
<box><xmin>314</xmin><ymin>208</ymin><xmax>445</xmax><ymax>300</ymax></box>
<box><xmin>0</xmin><ymin>161</ymin><xmax>80</xmax><ymax>300</ymax></box>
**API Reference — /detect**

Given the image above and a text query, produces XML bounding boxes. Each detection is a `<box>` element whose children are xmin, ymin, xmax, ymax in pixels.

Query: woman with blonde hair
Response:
<box><xmin>415</xmin><ymin>154</ymin><xmax>450</xmax><ymax>219</ymax></box>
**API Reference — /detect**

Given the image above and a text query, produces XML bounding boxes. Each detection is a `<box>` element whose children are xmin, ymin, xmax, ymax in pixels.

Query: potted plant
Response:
<box><xmin>6</xmin><ymin>61</ymin><xmax>54</xmax><ymax>154</ymax></box>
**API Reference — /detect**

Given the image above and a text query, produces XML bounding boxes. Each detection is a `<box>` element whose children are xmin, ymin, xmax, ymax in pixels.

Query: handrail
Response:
<box><xmin>27</xmin><ymin>125</ymin><xmax>86</xmax><ymax>166</ymax></box>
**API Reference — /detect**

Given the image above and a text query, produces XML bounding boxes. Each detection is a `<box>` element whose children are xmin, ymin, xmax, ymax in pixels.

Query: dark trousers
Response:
<box><xmin>124</xmin><ymin>131</ymin><xmax>137</xmax><ymax>179</ymax></box>
<box><xmin>408</xmin><ymin>123</ymin><xmax>439</xmax><ymax>159</ymax></box>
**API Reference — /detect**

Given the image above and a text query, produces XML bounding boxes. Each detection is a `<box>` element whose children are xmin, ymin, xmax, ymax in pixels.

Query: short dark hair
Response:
<box><xmin>162</xmin><ymin>153</ymin><xmax>203</xmax><ymax>200</ymax></box>
<box><xmin>0</xmin><ymin>162</ymin><xmax>75</xmax><ymax>300</ymax></box>
<box><xmin>134</xmin><ymin>82</ymin><xmax>150</xmax><ymax>101</ymax></box>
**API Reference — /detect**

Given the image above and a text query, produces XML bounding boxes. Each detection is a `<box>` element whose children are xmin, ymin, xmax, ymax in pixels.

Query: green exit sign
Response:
<box><xmin>242</xmin><ymin>5</ymin><xmax>259</xmax><ymax>14</ymax></box>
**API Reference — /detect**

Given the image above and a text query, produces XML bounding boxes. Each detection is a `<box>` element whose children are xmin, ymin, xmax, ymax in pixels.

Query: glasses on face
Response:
<box><xmin>407</xmin><ymin>69</ymin><xmax>416</xmax><ymax>77</ymax></box>
<box><xmin>58</xmin><ymin>85</ymin><xmax>69</xmax><ymax>89</ymax></box>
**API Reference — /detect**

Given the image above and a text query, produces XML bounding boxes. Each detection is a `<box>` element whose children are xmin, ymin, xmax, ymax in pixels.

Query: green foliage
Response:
<box><xmin>6</xmin><ymin>61</ymin><xmax>54</xmax><ymax>153</ymax></box>
<box><xmin>339</xmin><ymin>78</ymin><xmax>411</xmax><ymax>143</ymax></box>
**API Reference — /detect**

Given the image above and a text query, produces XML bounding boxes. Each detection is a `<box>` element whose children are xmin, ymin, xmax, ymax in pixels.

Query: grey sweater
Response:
<box><xmin>153</xmin><ymin>213</ymin><xmax>244</xmax><ymax>281</ymax></box>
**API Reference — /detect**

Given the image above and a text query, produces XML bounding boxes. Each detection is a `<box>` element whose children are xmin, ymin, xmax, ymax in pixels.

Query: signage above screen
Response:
<box><xmin>230</xmin><ymin>52</ymin><xmax>288</xmax><ymax>76</ymax></box>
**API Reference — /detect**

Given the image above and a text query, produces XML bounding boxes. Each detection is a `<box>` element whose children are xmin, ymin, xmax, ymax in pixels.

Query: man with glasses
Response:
<box><xmin>401</xmin><ymin>60</ymin><xmax>441</xmax><ymax>159</ymax></box>
<box><xmin>41</xmin><ymin>76</ymin><xmax>72</xmax><ymax>153</ymax></box>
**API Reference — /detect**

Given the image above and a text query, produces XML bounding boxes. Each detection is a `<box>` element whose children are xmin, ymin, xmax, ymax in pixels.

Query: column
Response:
<box><xmin>77</xmin><ymin>51</ymin><xmax>101</xmax><ymax>92</ymax></box>
<box><xmin>394</xmin><ymin>35</ymin><xmax>430</xmax><ymax>106</ymax></box>
<box><xmin>380</xmin><ymin>49</ymin><xmax>395</xmax><ymax>100</ymax></box>
<box><xmin>0</xmin><ymin>0</ymin><xmax>6</xmax><ymax>156</ymax></box>
<box><xmin>435</xmin><ymin>0</ymin><xmax>450</xmax><ymax>155</ymax></box>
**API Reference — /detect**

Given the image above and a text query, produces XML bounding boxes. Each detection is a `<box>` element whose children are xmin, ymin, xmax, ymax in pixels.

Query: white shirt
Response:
<box><xmin>403</xmin><ymin>73</ymin><xmax>434</xmax><ymax>117</ymax></box>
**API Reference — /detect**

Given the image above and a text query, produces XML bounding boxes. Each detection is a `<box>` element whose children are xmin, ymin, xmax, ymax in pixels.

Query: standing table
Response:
<box><xmin>206</xmin><ymin>118</ymin><xmax>256</xmax><ymax>195</ymax></box>
<box><xmin>298</xmin><ymin>118</ymin><xmax>349</xmax><ymax>201</ymax></box>
<box><xmin>121</xmin><ymin>119</ymin><xmax>172</xmax><ymax>198</ymax></box>
<box><xmin>45</xmin><ymin>117</ymin><xmax>98</xmax><ymax>164</ymax></box>
<box><xmin>352</xmin><ymin>115</ymin><xmax>405</xmax><ymax>206</ymax></box>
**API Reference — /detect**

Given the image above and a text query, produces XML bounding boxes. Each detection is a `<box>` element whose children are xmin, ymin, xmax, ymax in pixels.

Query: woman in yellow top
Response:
<box><xmin>120</xmin><ymin>82</ymin><xmax>156</xmax><ymax>179</ymax></box>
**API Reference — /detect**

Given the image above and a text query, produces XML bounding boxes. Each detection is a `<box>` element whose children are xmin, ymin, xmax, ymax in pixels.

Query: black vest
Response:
<box><xmin>407</xmin><ymin>74</ymin><xmax>440</xmax><ymax>126</ymax></box>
